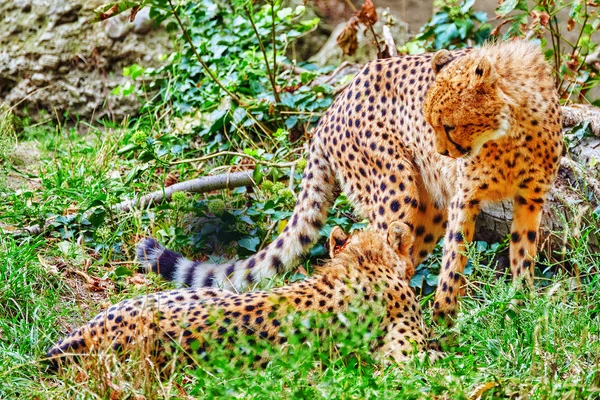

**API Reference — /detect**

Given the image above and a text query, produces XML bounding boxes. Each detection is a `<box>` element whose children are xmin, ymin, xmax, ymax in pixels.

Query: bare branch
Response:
<box><xmin>562</xmin><ymin>104</ymin><xmax>600</xmax><ymax>136</ymax></box>
<box><xmin>14</xmin><ymin>171</ymin><xmax>256</xmax><ymax>236</ymax></box>
<box><xmin>382</xmin><ymin>25</ymin><xmax>398</xmax><ymax>57</ymax></box>
<box><xmin>114</xmin><ymin>171</ymin><xmax>255</xmax><ymax>212</ymax></box>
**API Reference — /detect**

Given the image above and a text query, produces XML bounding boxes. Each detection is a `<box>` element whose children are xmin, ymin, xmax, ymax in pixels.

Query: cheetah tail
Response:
<box><xmin>136</xmin><ymin>136</ymin><xmax>335</xmax><ymax>291</ymax></box>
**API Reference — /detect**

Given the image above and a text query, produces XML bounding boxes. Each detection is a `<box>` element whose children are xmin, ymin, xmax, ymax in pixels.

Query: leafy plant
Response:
<box><xmin>101</xmin><ymin>0</ymin><xmax>333</xmax><ymax>156</ymax></box>
<box><xmin>492</xmin><ymin>0</ymin><xmax>600</xmax><ymax>102</ymax></box>
<box><xmin>404</xmin><ymin>0</ymin><xmax>492</xmax><ymax>53</ymax></box>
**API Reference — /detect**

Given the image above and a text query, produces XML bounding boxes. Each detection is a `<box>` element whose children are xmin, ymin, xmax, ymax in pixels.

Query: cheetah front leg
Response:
<box><xmin>432</xmin><ymin>191</ymin><xmax>481</xmax><ymax>323</ymax></box>
<box><xmin>509</xmin><ymin>196</ymin><xmax>544</xmax><ymax>290</ymax></box>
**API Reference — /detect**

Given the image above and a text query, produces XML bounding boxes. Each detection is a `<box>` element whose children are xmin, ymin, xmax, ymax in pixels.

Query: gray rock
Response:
<box><xmin>106</xmin><ymin>15</ymin><xmax>131</xmax><ymax>40</ymax></box>
<box><xmin>0</xmin><ymin>0</ymin><xmax>173</xmax><ymax>122</ymax></box>
<box><xmin>15</xmin><ymin>0</ymin><xmax>32</xmax><ymax>13</ymax></box>
<box><xmin>39</xmin><ymin>54</ymin><xmax>60</xmax><ymax>70</ymax></box>
<box><xmin>30</xmin><ymin>73</ymin><xmax>47</xmax><ymax>85</ymax></box>
<box><xmin>132</xmin><ymin>8</ymin><xmax>153</xmax><ymax>34</ymax></box>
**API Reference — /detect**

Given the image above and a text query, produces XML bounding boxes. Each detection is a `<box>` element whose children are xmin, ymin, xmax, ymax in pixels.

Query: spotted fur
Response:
<box><xmin>48</xmin><ymin>223</ymin><xmax>442</xmax><ymax>368</ymax></box>
<box><xmin>137</xmin><ymin>40</ymin><xmax>562</xmax><ymax>321</ymax></box>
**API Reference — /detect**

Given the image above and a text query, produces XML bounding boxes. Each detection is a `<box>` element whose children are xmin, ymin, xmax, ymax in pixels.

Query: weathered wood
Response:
<box><xmin>114</xmin><ymin>171</ymin><xmax>255</xmax><ymax>212</ymax></box>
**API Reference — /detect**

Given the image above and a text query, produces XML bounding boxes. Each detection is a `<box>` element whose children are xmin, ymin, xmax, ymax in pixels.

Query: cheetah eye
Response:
<box><xmin>443</xmin><ymin>125</ymin><xmax>455</xmax><ymax>134</ymax></box>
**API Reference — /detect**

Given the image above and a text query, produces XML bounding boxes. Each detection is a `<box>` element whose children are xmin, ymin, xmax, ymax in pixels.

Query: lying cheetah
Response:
<box><xmin>48</xmin><ymin>222</ymin><xmax>441</xmax><ymax>368</ymax></box>
<box><xmin>137</xmin><ymin>40</ymin><xmax>562</xmax><ymax>322</ymax></box>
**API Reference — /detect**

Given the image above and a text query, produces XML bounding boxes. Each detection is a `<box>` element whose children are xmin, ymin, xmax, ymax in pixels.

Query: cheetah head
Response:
<box><xmin>423</xmin><ymin>49</ymin><xmax>511</xmax><ymax>159</ymax></box>
<box><xmin>328</xmin><ymin>222</ymin><xmax>415</xmax><ymax>279</ymax></box>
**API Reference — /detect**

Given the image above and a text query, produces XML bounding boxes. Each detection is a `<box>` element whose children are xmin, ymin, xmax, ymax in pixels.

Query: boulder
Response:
<box><xmin>0</xmin><ymin>0</ymin><xmax>173</xmax><ymax>122</ymax></box>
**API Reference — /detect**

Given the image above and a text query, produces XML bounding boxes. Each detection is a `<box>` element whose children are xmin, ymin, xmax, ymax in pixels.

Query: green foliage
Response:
<box><xmin>114</xmin><ymin>0</ymin><xmax>334</xmax><ymax>157</ymax></box>
<box><xmin>1</xmin><ymin>1</ymin><xmax>599</xmax><ymax>397</ymax></box>
<box><xmin>404</xmin><ymin>0</ymin><xmax>599</xmax><ymax>103</ymax></box>
<box><xmin>404</xmin><ymin>0</ymin><xmax>492</xmax><ymax>52</ymax></box>
<box><xmin>493</xmin><ymin>0</ymin><xmax>600</xmax><ymax>101</ymax></box>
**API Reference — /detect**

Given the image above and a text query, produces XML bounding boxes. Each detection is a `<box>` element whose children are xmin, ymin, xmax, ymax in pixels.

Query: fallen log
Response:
<box><xmin>114</xmin><ymin>170</ymin><xmax>254</xmax><ymax>212</ymax></box>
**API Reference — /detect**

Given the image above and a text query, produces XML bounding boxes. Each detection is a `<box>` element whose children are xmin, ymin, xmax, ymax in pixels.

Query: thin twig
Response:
<box><xmin>323</xmin><ymin>61</ymin><xmax>352</xmax><ymax>84</ymax></box>
<box><xmin>343</xmin><ymin>0</ymin><xmax>383</xmax><ymax>58</ymax></box>
<box><xmin>8</xmin><ymin>85</ymin><xmax>52</xmax><ymax>111</ymax></box>
<box><xmin>12</xmin><ymin>171</ymin><xmax>257</xmax><ymax>236</ymax></box>
<box><xmin>288</xmin><ymin>161</ymin><xmax>296</xmax><ymax>192</ymax></box>
<box><xmin>279</xmin><ymin>63</ymin><xmax>310</xmax><ymax>75</ymax></box>
<box><xmin>270</xmin><ymin>0</ymin><xmax>278</xmax><ymax>78</ymax></box>
<box><xmin>382</xmin><ymin>25</ymin><xmax>398</xmax><ymax>57</ymax></box>
<box><xmin>167</xmin><ymin>0</ymin><xmax>245</xmax><ymax>106</ymax></box>
<box><xmin>115</xmin><ymin>171</ymin><xmax>256</xmax><ymax>212</ymax></box>
<box><xmin>244</xmin><ymin>5</ymin><xmax>281</xmax><ymax>104</ymax></box>
<box><xmin>366</xmin><ymin>24</ymin><xmax>383</xmax><ymax>58</ymax></box>
<box><xmin>557</xmin><ymin>3</ymin><xmax>589</xmax><ymax>98</ymax></box>
<box><xmin>171</xmin><ymin>150</ymin><xmax>298</xmax><ymax>168</ymax></box>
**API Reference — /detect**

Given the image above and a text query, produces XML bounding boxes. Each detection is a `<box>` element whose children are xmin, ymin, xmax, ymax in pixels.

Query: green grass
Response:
<box><xmin>1</xmin><ymin>115</ymin><xmax>599</xmax><ymax>399</ymax></box>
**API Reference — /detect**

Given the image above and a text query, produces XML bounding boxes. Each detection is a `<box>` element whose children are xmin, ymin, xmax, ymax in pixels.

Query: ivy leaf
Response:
<box><xmin>496</xmin><ymin>0</ymin><xmax>519</xmax><ymax>17</ymax></box>
<box><xmin>434</xmin><ymin>23</ymin><xmax>458</xmax><ymax>49</ymax></box>
<box><xmin>460</xmin><ymin>0</ymin><xmax>476</xmax><ymax>14</ymax></box>
<box><xmin>238</xmin><ymin>236</ymin><xmax>260</xmax><ymax>252</ymax></box>
<box><xmin>426</xmin><ymin>273</ymin><xmax>439</xmax><ymax>287</ymax></box>
<box><xmin>87</xmin><ymin>208</ymin><xmax>106</xmax><ymax>228</ymax></box>
<box><xmin>114</xmin><ymin>266</ymin><xmax>134</xmax><ymax>277</ymax></box>
<box><xmin>455</xmin><ymin>19</ymin><xmax>474</xmax><ymax>39</ymax></box>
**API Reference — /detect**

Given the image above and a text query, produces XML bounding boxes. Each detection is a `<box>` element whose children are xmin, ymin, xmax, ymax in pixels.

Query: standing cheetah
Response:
<box><xmin>48</xmin><ymin>222</ymin><xmax>441</xmax><ymax>368</ymax></box>
<box><xmin>137</xmin><ymin>40</ymin><xmax>562</xmax><ymax>322</ymax></box>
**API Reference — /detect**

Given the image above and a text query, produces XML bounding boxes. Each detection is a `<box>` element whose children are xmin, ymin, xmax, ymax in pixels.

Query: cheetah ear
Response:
<box><xmin>431</xmin><ymin>49</ymin><xmax>455</xmax><ymax>75</ymax></box>
<box><xmin>387</xmin><ymin>222</ymin><xmax>414</xmax><ymax>258</ymax></box>
<box><xmin>328</xmin><ymin>226</ymin><xmax>349</xmax><ymax>258</ymax></box>
<box><xmin>471</xmin><ymin>55</ymin><xmax>497</xmax><ymax>86</ymax></box>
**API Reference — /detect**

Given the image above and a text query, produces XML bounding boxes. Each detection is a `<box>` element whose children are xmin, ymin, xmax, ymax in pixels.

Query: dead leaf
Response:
<box><xmin>129</xmin><ymin>5</ymin><xmax>140</xmax><ymax>22</ymax></box>
<box><xmin>469</xmin><ymin>381</ymin><xmax>498</xmax><ymax>399</ymax></box>
<box><xmin>380</xmin><ymin>44</ymin><xmax>392</xmax><ymax>59</ymax></box>
<box><xmin>296</xmin><ymin>266</ymin><xmax>308</xmax><ymax>276</ymax></box>
<box><xmin>38</xmin><ymin>255</ymin><xmax>59</xmax><ymax>275</ymax></box>
<box><xmin>126</xmin><ymin>273</ymin><xmax>148</xmax><ymax>287</ymax></box>
<box><xmin>490</xmin><ymin>19</ymin><xmax>510</xmax><ymax>36</ymax></box>
<box><xmin>174</xmin><ymin>382</ymin><xmax>195</xmax><ymax>399</ymax></box>
<box><xmin>566</xmin><ymin>55</ymin><xmax>580</xmax><ymax>72</ymax></box>
<box><xmin>530</xmin><ymin>10</ymin><xmax>550</xmax><ymax>27</ymax></box>
<box><xmin>164</xmin><ymin>172</ymin><xmax>179</xmax><ymax>187</ymax></box>
<box><xmin>0</xmin><ymin>224</ymin><xmax>18</xmax><ymax>232</ymax></box>
<box><xmin>64</xmin><ymin>203</ymin><xmax>79</xmax><ymax>215</ymax></box>
<box><xmin>88</xmin><ymin>276</ymin><xmax>110</xmax><ymax>293</ymax></box>
<box><xmin>356</xmin><ymin>0</ymin><xmax>378</xmax><ymax>26</ymax></box>
<box><xmin>567</xmin><ymin>17</ymin><xmax>576</xmax><ymax>31</ymax></box>
<box><xmin>337</xmin><ymin>18</ymin><xmax>359</xmax><ymax>56</ymax></box>
<box><xmin>67</xmin><ymin>267</ymin><xmax>111</xmax><ymax>293</ymax></box>
<box><xmin>100</xmin><ymin>300</ymin><xmax>112</xmax><ymax>309</ymax></box>
<box><xmin>91</xmin><ymin>4</ymin><xmax>120</xmax><ymax>23</ymax></box>
<box><xmin>75</xmin><ymin>370</ymin><xmax>88</xmax><ymax>383</ymax></box>
<box><xmin>110</xmin><ymin>389</ymin><xmax>122</xmax><ymax>400</ymax></box>
<box><xmin>281</xmin><ymin>82</ymin><xmax>303</xmax><ymax>93</ymax></box>
<box><xmin>88</xmin><ymin>2</ymin><xmax>139</xmax><ymax>24</ymax></box>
